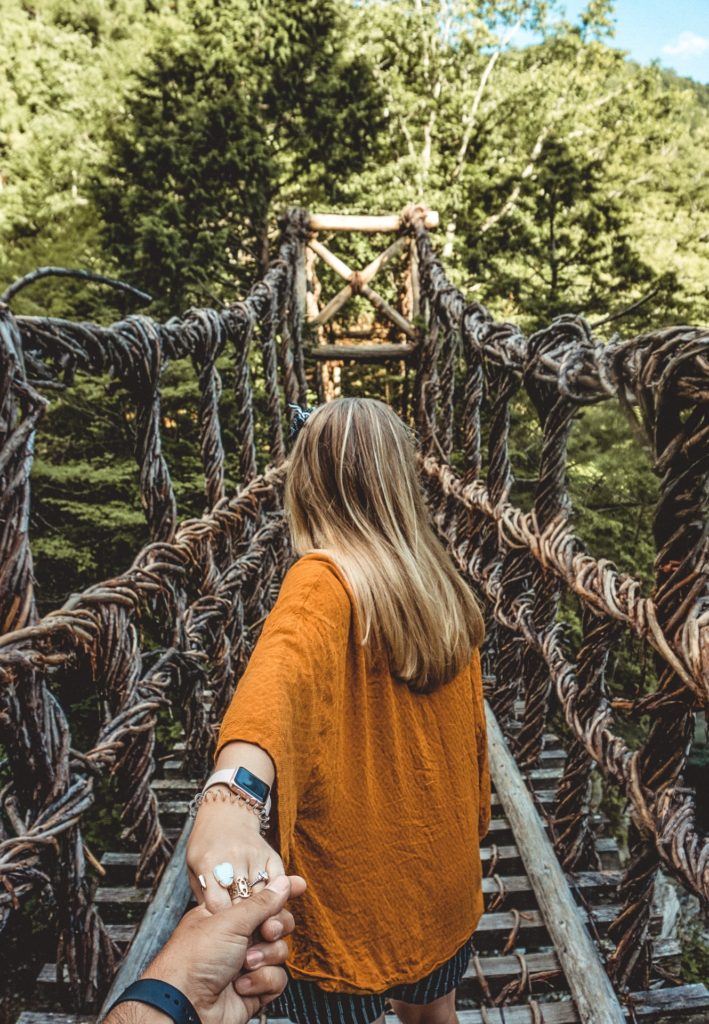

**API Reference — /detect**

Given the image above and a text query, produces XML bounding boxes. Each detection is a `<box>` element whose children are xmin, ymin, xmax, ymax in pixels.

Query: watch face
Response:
<box><xmin>233</xmin><ymin>766</ymin><xmax>270</xmax><ymax>803</ymax></box>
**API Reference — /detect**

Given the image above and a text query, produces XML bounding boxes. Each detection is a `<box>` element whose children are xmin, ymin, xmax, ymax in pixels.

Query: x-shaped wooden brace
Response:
<box><xmin>306</xmin><ymin>236</ymin><xmax>416</xmax><ymax>340</ymax></box>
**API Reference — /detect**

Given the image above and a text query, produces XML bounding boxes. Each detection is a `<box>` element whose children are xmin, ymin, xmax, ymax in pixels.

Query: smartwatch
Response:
<box><xmin>200</xmin><ymin>766</ymin><xmax>272</xmax><ymax>814</ymax></box>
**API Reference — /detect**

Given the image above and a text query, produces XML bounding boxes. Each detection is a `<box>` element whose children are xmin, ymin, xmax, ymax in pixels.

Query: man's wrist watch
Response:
<box><xmin>201</xmin><ymin>766</ymin><xmax>272</xmax><ymax>815</ymax></box>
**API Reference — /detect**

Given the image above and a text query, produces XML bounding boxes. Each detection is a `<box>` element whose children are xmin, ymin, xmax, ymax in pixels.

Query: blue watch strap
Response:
<box><xmin>108</xmin><ymin>979</ymin><xmax>201</xmax><ymax>1024</ymax></box>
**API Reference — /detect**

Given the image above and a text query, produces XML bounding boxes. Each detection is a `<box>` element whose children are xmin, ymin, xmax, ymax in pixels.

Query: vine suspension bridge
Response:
<box><xmin>0</xmin><ymin>206</ymin><xmax>707</xmax><ymax>1024</ymax></box>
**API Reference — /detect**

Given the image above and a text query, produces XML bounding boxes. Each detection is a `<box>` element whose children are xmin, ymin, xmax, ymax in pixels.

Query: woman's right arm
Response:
<box><xmin>188</xmin><ymin>557</ymin><xmax>352</xmax><ymax>910</ymax></box>
<box><xmin>186</xmin><ymin>741</ymin><xmax>285</xmax><ymax>912</ymax></box>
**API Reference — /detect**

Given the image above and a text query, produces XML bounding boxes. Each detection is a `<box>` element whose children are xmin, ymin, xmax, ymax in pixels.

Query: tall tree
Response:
<box><xmin>96</xmin><ymin>0</ymin><xmax>387</xmax><ymax>312</ymax></box>
<box><xmin>346</xmin><ymin>0</ymin><xmax>709</xmax><ymax>327</ymax></box>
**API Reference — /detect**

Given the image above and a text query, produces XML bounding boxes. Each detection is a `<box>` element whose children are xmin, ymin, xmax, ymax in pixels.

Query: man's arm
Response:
<box><xmin>104</xmin><ymin>875</ymin><xmax>305</xmax><ymax>1024</ymax></box>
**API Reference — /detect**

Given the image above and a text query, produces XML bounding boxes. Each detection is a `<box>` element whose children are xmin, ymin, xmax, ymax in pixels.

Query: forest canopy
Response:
<box><xmin>0</xmin><ymin>0</ymin><xmax>707</xmax><ymax>606</ymax></box>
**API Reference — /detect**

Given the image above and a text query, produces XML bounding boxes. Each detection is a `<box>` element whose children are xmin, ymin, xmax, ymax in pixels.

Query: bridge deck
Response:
<box><xmin>15</xmin><ymin>706</ymin><xmax>709</xmax><ymax>1024</ymax></box>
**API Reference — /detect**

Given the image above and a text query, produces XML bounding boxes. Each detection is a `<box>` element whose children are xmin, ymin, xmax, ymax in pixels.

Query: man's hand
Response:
<box><xmin>109</xmin><ymin>874</ymin><xmax>305</xmax><ymax>1024</ymax></box>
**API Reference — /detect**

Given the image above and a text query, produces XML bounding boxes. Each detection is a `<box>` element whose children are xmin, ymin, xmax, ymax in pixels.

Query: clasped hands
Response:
<box><xmin>107</xmin><ymin>873</ymin><xmax>306</xmax><ymax>1024</ymax></box>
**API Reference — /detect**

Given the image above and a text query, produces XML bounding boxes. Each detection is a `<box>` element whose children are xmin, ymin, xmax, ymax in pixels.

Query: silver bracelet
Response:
<box><xmin>189</xmin><ymin>787</ymin><xmax>271</xmax><ymax>834</ymax></box>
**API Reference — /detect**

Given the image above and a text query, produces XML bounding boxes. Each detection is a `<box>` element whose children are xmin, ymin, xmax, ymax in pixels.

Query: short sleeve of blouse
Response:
<box><xmin>215</xmin><ymin>554</ymin><xmax>352</xmax><ymax>865</ymax></box>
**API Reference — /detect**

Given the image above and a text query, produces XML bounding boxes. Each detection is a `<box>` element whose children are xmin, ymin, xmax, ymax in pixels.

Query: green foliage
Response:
<box><xmin>94</xmin><ymin>0</ymin><xmax>387</xmax><ymax>312</ymax></box>
<box><xmin>0</xmin><ymin>0</ymin><xmax>153</xmax><ymax>319</ymax></box>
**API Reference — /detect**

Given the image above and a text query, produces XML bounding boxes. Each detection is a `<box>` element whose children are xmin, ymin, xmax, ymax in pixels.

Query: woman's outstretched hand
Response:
<box><xmin>186</xmin><ymin>791</ymin><xmax>285</xmax><ymax>912</ymax></box>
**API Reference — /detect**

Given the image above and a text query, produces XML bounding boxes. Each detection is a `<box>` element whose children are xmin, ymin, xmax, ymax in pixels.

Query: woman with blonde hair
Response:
<box><xmin>186</xmin><ymin>396</ymin><xmax>490</xmax><ymax>1024</ymax></box>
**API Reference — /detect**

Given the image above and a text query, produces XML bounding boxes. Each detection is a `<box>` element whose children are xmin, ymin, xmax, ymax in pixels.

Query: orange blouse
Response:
<box><xmin>217</xmin><ymin>551</ymin><xmax>490</xmax><ymax>994</ymax></box>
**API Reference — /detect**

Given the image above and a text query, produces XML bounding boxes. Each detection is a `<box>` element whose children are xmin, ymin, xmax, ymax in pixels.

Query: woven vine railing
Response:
<box><xmin>404</xmin><ymin>209</ymin><xmax>708</xmax><ymax>992</ymax></box>
<box><xmin>0</xmin><ymin>206</ymin><xmax>706</xmax><ymax>1012</ymax></box>
<box><xmin>0</xmin><ymin>209</ymin><xmax>309</xmax><ymax>1005</ymax></box>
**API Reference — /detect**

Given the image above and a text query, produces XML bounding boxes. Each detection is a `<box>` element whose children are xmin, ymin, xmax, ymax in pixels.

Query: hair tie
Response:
<box><xmin>288</xmin><ymin>402</ymin><xmax>316</xmax><ymax>441</ymax></box>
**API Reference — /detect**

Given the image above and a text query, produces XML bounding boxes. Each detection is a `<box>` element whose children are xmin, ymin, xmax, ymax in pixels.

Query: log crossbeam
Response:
<box><xmin>307</xmin><ymin>235</ymin><xmax>417</xmax><ymax>340</ymax></box>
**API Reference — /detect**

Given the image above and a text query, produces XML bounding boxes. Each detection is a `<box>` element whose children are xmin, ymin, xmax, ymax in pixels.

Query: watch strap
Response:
<box><xmin>107</xmin><ymin>979</ymin><xmax>200</xmax><ymax>1024</ymax></box>
<box><xmin>202</xmin><ymin>767</ymin><xmax>237</xmax><ymax>793</ymax></box>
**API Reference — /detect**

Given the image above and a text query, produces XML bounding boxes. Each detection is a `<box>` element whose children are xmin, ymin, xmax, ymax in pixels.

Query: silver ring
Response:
<box><xmin>251</xmin><ymin>870</ymin><xmax>269</xmax><ymax>887</ymax></box>
<box><xmin>198</xmin><ymin>874</ymin><xmax>207</xmax><ymax>890</ymax></box>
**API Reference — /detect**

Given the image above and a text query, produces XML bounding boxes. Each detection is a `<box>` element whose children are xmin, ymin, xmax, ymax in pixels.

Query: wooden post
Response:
<box><xmin>304</xmin><ymin>242</ymin><xmax>322</xmax><ymax>325</ymax></box>
<box><xmin>100</xmin><ymin>819</ymin><xmax>193</xmax><ymax>1016</ymax></box>
<box><xmin>304</xmin><ymin>243</ymin><xmax>329</xmax><ymax>402</ymax></box>
<box><xmin>409</xmin><ymin>238</ymin><xmax>421</xmax><ymax>320</ymax></box>
<box><xmin>295</xmin><ymin>240</ymin><xmax>308</xmax><ymax>327</ymax></box>
<box><xmin>485</xmin><ymin>703</ymin><xmax>626</xmax><ymax>1024</ymax></box>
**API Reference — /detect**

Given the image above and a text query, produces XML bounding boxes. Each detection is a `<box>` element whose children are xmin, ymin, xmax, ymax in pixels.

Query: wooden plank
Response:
<box><xmin>161</xmin><ymin>759</ymin><xmax>183</xmax><ymax>778</ymax></box>
<box><xmin>482</xmin><ymin>819</ymin><xmax>520</xmax><ymax>845</ymax></box>
<box><xmin>480</xmin><ymin>844</ymin><xmax>524</xmax><ymax>873</ymax></box>
<box><xmin>100</xmin><ymin>817</ymin><xmax>193</xmax><ymax>1015</ymax></box>
<box><xmin>457</xmin><ymin>1007</ymin><xmax>578</xmax><ymax>1023</ymax></box>
<box><xmin>623</xmin><ymin>983</ymin><xmax>709</xmax><ymax>1022</ymax></box>
<box><xmin>309</xmin><ymin>343</ymin><xmax>416</xmax><ymax>363</ymax></box>
<box><xmin>478</xmin><ymin>838</ymin><xmax>622</xmax><ymax>876</ymax></box>
<box><xmin>154</xmin><ymin>800</ymin><xmax>191</xmax><ymax>824</ymax></box>
<box><xmin>105</xmin><ymin>924</ymin><xmax>136</xmax><ymax>943</ymax></box>
<box><xmin>266</xmin><ymin>1010</ymin><xmax>577</xmax><ymax>1024</ymax></box>
<box><xmin>27</xmin><ymin>1000</ymin><xmax>709</xmax><ymax>1024</ymax></box>
<box><xmin>311</xmin><ymin>282</ymin><xmax>353</xmax><ymax>326</ymax></box>
<box><xmin>470</xmin><ymin>904</ymin><xmax>647</xmax><ymax>952</ymax></box>
<box><xmin>309</xmin><ymin>211</ymin><xmax>439</xmax><ymax>232</ymax></box>
<box><xmin>526</xmin><ymin>767</ymin><xmax>562</xmax><ymax>789</ymax></box>
<box><xmin>491</xmin><ymin>788</ymin><xmax>555</xmax><ymax>810</ymax></box>
<box><xmin>37</xmin><ymin>938</ymin><xmax>680</xmax><ymax>1005</ymax></box>
<box><xmin>360</xmin><ymin>284</ymin><xmax>417</xmax><ymax>339</ymax></box>
<box><xmin>481</xmin><ymin>817</ymin><xmax>607</xmax><ymax>848</ymax></box>
<box><xmin>485</xmin><ymin>703</ymin><xmax>626</xmax><ymax>1024</ymax></box>
<box><xmin>481</xmin><ymin>870</ymin><xmax>621</xmax><ymax>910</ymax></box>
<box><xmin>539</xmin><ymin>748</ymin><xmax>567</xmax><ymax>767</ymax></box>
<box><xmin>94</xmin><ymin>887</ymin><xmax>150</xmax><ymax>907</ymax></box>
<box><xmin>457</xmin><ymin>1006</ymin><xmax>578</xmax><ymax>1023</ymax></box>
<box><xmin>151</xmin><ymin>779</ymin><xmax>196</xmax><ymax>794</ymax></box>
<box><xmin>464</xmin><ymin>948</ymin><xmax>561</xmax><ymax>982</ymax></box>
<box><xmin>459</xmin><ymin>938</ymin><xmax>681</xmax><ymax>994</ymax></box>
<box><xmin>459</xmin><ymin>983</ymin><xmax>709</xmax><ymax>1023</ymax></box>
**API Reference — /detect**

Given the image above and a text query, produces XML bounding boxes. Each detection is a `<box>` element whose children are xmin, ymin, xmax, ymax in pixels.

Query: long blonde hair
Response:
<box><xmin>284</xmin><ymin>397</ymin><xmax>485</xmax><ymax>692</ymax></box>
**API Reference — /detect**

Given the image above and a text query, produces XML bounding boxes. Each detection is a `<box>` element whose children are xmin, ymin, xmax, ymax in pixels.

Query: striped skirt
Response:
<box><xmin>269</xmin><ymin>933</ymin><xmax>475</xmax><ymax>1024</ymax></box>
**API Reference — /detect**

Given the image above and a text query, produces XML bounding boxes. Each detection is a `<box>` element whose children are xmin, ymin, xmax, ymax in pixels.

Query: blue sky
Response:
<box><xmin>556</xmin><ymin>0</ymin><xmax>709</xmax><ymax>83</ymax></box>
